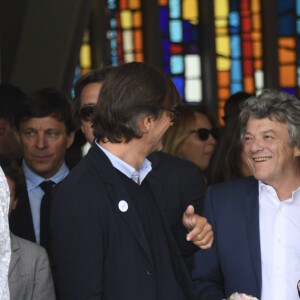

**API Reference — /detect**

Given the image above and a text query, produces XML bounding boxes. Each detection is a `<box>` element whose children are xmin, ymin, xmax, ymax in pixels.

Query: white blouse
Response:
<box><xmin>0</xmin><ymin>167</ymin><xmax>11</xmax><ymax>300</ymax></box>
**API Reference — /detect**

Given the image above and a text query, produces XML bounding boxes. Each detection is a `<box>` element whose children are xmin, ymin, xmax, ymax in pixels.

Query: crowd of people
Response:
<box><xmin>0</xmin><ymin>61</ymin><xmax>300</xmax><ymax>300</ymax></box>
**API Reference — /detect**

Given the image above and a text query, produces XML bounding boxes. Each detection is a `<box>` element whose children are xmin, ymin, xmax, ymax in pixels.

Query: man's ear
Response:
<box><xmin>139</xmin><ymin>115</ymin><xmax>154</xmax><ymax>134</ymax></box>
<box><xmin>11</xmin><ymin>197</ymin><xmax>19</xmax><ymax>211</ymax></box>
<box><xmin>294</xmin><ymin>147</ymin><xmax>300</xmax><ymax>158</ymax></box>
<box><xmin>66</xmin><ymin>131</ymin><xmax>75</xmax><ymax>149</ymax></box>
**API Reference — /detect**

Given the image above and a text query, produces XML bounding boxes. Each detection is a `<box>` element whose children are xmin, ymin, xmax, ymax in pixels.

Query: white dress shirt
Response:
<box><xmin>259</xmin><ymin>181</ymin><xmax>300</xmax><ymax>300</ymax></box>
<box><xmin>0</xmin><ymin>167</ymin><xmax>11</xmax><ymax>300</ymax></box>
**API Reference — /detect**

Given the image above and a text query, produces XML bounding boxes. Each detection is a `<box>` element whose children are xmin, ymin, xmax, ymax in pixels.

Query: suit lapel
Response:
<box><xmin>87</xmin><ymin>144</ymin><xmax>154</xmax><ymax>265</ymax></box>
<box><xmin>8</xmin><ymin>233</ymin><xmax>21</xmax><ymax>277</ymax></box>
<box><xmin>243</xmin><ymin>178</ymin><xmax>262</xmax><ymax>292</ymax></box>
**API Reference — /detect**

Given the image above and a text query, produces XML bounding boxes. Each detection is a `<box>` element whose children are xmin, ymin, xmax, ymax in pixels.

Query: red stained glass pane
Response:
<box><xmin>170</xmin><ymin>44</ymin><xmax>183</xmax><ymax>54</ymax></box>
<box><xmin>120</xmin><ymin>0</ymin><xmax>127</xmax><ymax>10</ymax></box>
<box><xmin>243</xmin><ymin>59</ymin><xmax>253</xmax><ymax>75</ymax></box>
<box><xmin>242</xmin><ymin>40</ymin><xmax>252</xmax><ymax>58</ymax></box>
<box><xmin>241</xmin><ymin>16</ymin><xmax>251</xmax><ymax>32</ymax></box>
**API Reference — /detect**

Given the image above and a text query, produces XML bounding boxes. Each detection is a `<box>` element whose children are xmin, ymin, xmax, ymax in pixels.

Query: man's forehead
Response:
<box><xmin>20</xmin><ymin>116</ymin><xmax>66</xmax><ymax>129</ymax></box>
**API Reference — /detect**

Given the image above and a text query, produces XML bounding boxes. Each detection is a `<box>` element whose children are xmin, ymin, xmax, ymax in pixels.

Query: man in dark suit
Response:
<box><xmin>72</xmin><ymin>66</ymin><xmax>207</xmax><ymax>273</ymax></box>
<box><xmin>9</xmin><ymin>88</ymin><xmax>75</xmax><ymax>251</ymax></box>
<box><xmin>193</xmin><ymin>89</ymin><xmax>300</xmax><ymax>300</ymax></box>
<box><xmin>51</xmin><ymin>62</ymin><xmax>213</xmax><ymax>300</ymax></box>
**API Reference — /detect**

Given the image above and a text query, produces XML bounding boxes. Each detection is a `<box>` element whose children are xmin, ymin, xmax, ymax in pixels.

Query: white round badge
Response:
<box><xmin>118</xmin><ymin>200</ymin><xmax>128</xmax><ymax>212</ymax></box>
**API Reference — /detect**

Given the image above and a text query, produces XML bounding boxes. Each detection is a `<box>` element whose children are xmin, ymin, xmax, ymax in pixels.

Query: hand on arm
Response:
<box><xmin>182</xmin><ymin>205</ymin><xmax>213</xmax><ymax>249</ymax></box>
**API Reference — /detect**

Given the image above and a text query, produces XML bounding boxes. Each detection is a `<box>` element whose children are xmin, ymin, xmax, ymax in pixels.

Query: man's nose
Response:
<box><xmin>35</xmin><ymin>134</ymin><xmax>48</xmax><ymax>148</ymax></box>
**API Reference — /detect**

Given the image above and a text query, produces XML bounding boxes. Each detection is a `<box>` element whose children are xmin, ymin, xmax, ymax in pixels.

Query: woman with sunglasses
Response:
<box><xmin>162</xmin><ymin>104</ymin><xmax>220</xmax><ymax>179</ymax></box>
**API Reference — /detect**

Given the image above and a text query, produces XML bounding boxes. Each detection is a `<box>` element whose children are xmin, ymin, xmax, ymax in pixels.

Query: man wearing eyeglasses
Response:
<box><xmin>51</xmin><ymin>62</ymin><xmax>213</xmax><ymax>300</ymax></box>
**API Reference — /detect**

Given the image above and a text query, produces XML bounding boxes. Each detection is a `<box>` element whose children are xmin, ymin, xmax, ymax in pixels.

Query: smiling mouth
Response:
<box><xmin>253</xmin><ymin>157</ymin><xmax>271</xmax><ymax>162</ymax></box>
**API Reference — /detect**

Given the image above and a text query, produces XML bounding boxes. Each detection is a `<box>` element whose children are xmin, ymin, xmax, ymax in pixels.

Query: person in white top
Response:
<box><xmin>193</xmin><ymin>89</ymin><xmax>300</xmax><ymax>300</ymax></box>
<box><xmin>0</xmin><ymin>166</ymin><xmax>11</xmax><ymax>300</ymax></box>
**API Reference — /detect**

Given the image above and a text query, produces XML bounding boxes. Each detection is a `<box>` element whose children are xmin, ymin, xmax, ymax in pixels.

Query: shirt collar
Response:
<box><xmin>97</xmin><ymin>143</ymin><xmax>152</xmax><ymax>184</ymax></box>
<box><xmin>23</xmin><ymin>159</ymin><xmax>69</xmax><ymax>191</ymax></box>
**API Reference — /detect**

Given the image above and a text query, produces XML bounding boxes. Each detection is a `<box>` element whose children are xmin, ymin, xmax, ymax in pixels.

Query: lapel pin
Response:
<box><xmin>118</xmin><ymin>200</ymin><xmax>128</xmax><ymax>212</ymax></box>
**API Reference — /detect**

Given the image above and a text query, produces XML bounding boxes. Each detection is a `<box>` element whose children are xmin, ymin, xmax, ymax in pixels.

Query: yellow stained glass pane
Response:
<box><xmin>251</xmin><ymin>32</ymin><xmax>261</xmax><ymax>41</ymax></box>
<box><xmin>218</xmin><ymin>88</ymin><xmax>230</xmax><ymax>101</ymax></box>
<box><xmin>215</xmin><ymin>27</ymin><xmax>228</xmax><ymax>35</ymax></box>
<box><xmin>80</xmin><ymin>44</ymin><xmax>91</xmax><ymax>68</ymax></box>
<box><xmin>217</xmin><ymin>57</ymin><xmax>230</xmax><ymax>70</ymax></box>
<box><xmin>132</xmin><ymin>11</ymin><xmax>142</xmax><ymax>27</ymax></box>
<box><xmin>280</xmin><ymin>65</ymin><xmax>296</xmax><ymax>87</ymax></box>
<box><xmin>251</xmin><ymin>0</ymin><xmax>261</xmax><ymax>12</ymax></box>
<box><xmin>182</xmin><ymin>0</ymin><xmax>198</xmax><ymax>21</ymax></box>
<box><xmin>279</xmin><ymin>48</ymin><xmax>296</xmax><ymax>63</ymax></box>
<box><xmin>120</xmin><ymin>10</ymin><xmax>132</xmax><ymax>29</ymax></box>
<box><xmin>123</xmin><ymin>29</ymin><xmax>133</xmax><ymax>52</ymax></box>
<box><xmin>214</xmin><ymin>0</ymin><xmax>229</xmax><ymax>19</ymax></box>
<box><xmin>158</xmin><ymin>0</ymin><xmax>168</xmax><ymax>5</ymax></box>
<box><xmin>215</xmin><ymin>19</ymin><xmax>228</xmax><ymax>28</ymax></box>
<box><xmin>128</xmin><ymin>0</ymin><xmax>140</xmax><ymax>9</ymax></box>
<box><xmin>252</xmin><ymin>14</ymin><xmax>261</xmax><ymax>30</ymax></box>
<box><xmin>254</xmin><ymin>59</ymin><xmax>263</xmax><ymax>70</ymax></box>
<box><xmin>216</xmin><ymin>36</ymin><xmax>230</xmax><ymax>56</ymax></box>
<box><xmin>278</xmin><ymin>37</ymin><xmax>296</xmax><ymax>48</ymax></box>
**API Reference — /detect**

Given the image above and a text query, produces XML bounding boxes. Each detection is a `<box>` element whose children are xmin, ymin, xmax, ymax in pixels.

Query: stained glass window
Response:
<box><xmin>277</xmin><ymin>0</ymin><xmax>300</xmax><ymax>97</ymax></box>
<box><xmin>158</xmin><ymin>0</ymin><xmax>202</xmax><ymax>102</ymax></box>
<box><xmin>72</xmin><ymin>30</ymin><xmax>92</xmax><ymax>97</ymax></box>
<box><xmin>106</xmin><ymin>0</ymin><xmax>143</xmax><ymax>66</ymax></box>
<box><xmin>214</xmin><ymin>0</ymin><xmax>264</xmax><ymax>122</ymax></box>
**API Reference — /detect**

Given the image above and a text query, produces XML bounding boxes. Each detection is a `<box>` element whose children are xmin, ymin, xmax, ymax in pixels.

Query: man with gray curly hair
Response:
<box><xmin>193</xmin><ymin>89</ymin><xmax>300</xmax><ymax>300</ymax></box>
<box><xmin>0</xmin><ymin>166</ymin><xmax>11</xmax><ymax>300</ymax></box>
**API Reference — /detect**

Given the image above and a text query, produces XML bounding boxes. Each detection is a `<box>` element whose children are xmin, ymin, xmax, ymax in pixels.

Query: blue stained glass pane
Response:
<box><xmin>164</xmin><ymin>65</ymin><xmax>170</xmax><ymax>74</ymax></box>
<box><xmin>278</xmin><ymin>0</ymin><xmax>294</xmax><ymax>13</ymax></box>
<box><xmin>190</xmin><ymin>26</ymin><xmax>199</xmax><ymax>42</ymax></box>
<box><xmin>170</xmin><ymin>0</ymin><xmax>181</xmax><ymax>18</ymax></box>
<box><xmin>172</xmin><ymin>77</ymin><xmax>184</xmax><ymax>98</ymax></box>
<box><xmin>159</xmin><ymin>8</ymin><xmax>169</xmax><ymax>35</ymax></box>
<box><xmin>110</xmin><ymin>18</ymin><xmax>116</xmax><ymax>29</ymax></box>
<box><xmin>231</xmin><ymin>35</ymin><xmax>241</xmax><ymax>58</ymax></box>
<box><xmin>279</xmin><ymin>14</ymin><xmax>295</xmax><ymax>36</ymax></box>
<box><xmin>229</xmin><ymin>12</ymin><xmax>239</xmax><ymax>27</ymax></box>
<box><xmin>297</xmin><ymin>20</ymin><xmax>300</xmax><ymax>34</ymax></box>
<box><xmin>231</xmin><ymin>83</ymin><xmax>243</xmax><ymax>94</ymax></box>
<box><xmin>110</xmin><ymin>30</ymin><xmax>117</xmax><ymax>38</ymax></box>
<box><xmin>184</xmin><ymin>32</ymin><xmax>192</xmax><ymax>42</ymax></box>
<box><xmin>170</xmin><ymin>20</ymin><xmax>183</xmax><ymax>42</ymax></box>
<box><xmin>163</xmin><ymin>53</ymin><xmax>170</xmax><ymax>64</ymax></box>
<box><xmin>231</xmin><ymin>59</ymin><xmax>242</xmax><ymax>81</ymax></box>
<box><xmin>230</xmin><ymin>0</ymin><xmax>239</xmax><ymax>11</ymax></box>
<box><xmin>162</xmin><ymin>39</ymin><xmax>170</xmax><ymax>52</ymax></box>
<box><xmin>281</xmin><ymin>87</ymin><xmax>297</xmax><ymax>95</ymax></box>
<box><xmin>107</xmin><ymin>0</ymin><xmax>116</xmax><ymax>10</ymax></box>
<box><xmin>183</xmin><ymin>20</ymin><xmax>191</xmax><ymax>30</ymax></box>
<box><xmin>110</xmin><ymin>39</ymin><xmax>117</xmax><ymax>49</ymax></box>
<box><xmin>170</xmin><ymin>55</ymin><xmax>184</xmax><ymax>74</ymax></box>
<box><xmin>297</xmin><ymin>0</ymin><xmax>300</xmax><ymax>15</ymax></box>
<box><xmin>230</xmin><ymin>27</ymin><xmax>240</xmax><ymax>34</ymax></box>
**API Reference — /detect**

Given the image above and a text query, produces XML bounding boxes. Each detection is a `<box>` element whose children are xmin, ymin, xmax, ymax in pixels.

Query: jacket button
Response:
<box><xmin>146</xmin><ymin>270</ymin><xmax>153</xmax><ymax>276</ymax></box>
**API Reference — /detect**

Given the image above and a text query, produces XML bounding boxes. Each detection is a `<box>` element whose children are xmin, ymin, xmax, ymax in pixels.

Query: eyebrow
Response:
<box><xmin>245</xmin><ymin>129</ymin><xmax>276</xmax><ymax>135</ymax></box>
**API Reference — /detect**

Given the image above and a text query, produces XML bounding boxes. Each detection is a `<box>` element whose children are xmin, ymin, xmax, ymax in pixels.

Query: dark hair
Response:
<box><xmin>0</xmin><ymin>155</ymin><xmax>25</xmax><ymax>200</ymax></box>
<box><xmin>223</xmin><ymin>91</ymin><xmax>253</xmax><ymax>122</ymax></box>
<box><xmin>72</xmin><ymin>66</ymin><xmax>114</xmax><ymax>129</ymax></box>
<box><xmin>93</xmin><ymin>62</ymin><xmax>182</xmax><ymax>143</ymax></box>
<box><xmin>207</xmin><ymin>113</ymin><xmax>245</xmax><ymax>184</ymax></box>
<box><xmin>0</xmin><ymin>84</ymin><xmax>25</xmax><ymax>126</ymax></box>
<box><xmin>14</xmin><ymin>87</ymin><xmax>74</xmax><ymax>134</ymax></box>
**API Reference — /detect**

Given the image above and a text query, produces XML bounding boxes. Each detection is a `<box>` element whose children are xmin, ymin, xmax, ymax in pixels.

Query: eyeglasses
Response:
<box><xmin>161</xmin><ymin>107</ymin><xmax>180</xmax><ymax>122</ymax></box>
<box><xmin>191</xmin><ymin>128</ymin><xmax>221</xmax><ymax>141</ymax></box>
<box><xmin>79</xmin><ymin>104</ymin><xmax>96</xmax><ymax>122</ymax></box>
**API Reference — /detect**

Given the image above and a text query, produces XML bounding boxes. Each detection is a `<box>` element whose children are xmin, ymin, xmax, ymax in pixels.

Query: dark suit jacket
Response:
<box><xmin>50</xmin><ymin>144</ymin><xmax>203</xmax><ymax>300</ymax></box>
<box><xmin>193</xmin><ymin>176</ymin><xmax>261</xmax><ymax>300</ymax></box>
<box><xmin>9</xmin><ymin>233</ymin><xmax>56</xmax><ymax>300</ymax></box>
<box><xmin>9</xmin><ymin>181</ymin><xmax>36</xmax><ymax>243</ymax></box>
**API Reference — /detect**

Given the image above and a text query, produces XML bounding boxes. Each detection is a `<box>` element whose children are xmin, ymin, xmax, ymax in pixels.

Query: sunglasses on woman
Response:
<box><xmin>79</xmin><ymin>104</ymin><xmax>96</xmax><ymax>122</ymax></box>
<box><xmin>190</xmin><ymin>128</ymin><xmax>221</xmax><ymax>141</ymax></box>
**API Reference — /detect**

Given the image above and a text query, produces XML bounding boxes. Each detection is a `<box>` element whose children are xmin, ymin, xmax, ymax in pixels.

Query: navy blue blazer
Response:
<box><xmin>193</xmin><ymin>176</ymin><xmax>262</xmax><ymax>300</ymax></box>
<box><xmin>50</xmin><ymin>144</ymin><xmax>201</xmax><ymax>300</ymax></box>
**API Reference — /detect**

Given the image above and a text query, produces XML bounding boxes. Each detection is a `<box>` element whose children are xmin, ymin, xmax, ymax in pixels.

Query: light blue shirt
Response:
<box><xmin>96</xmin><ymin>142</ymin><xmax>152</xmax><ymax>184</ymax></box>
<box><xmin>23</xmin><ymin>160</ymin><xmax>69</xmax><ymax>244</ymax></box>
